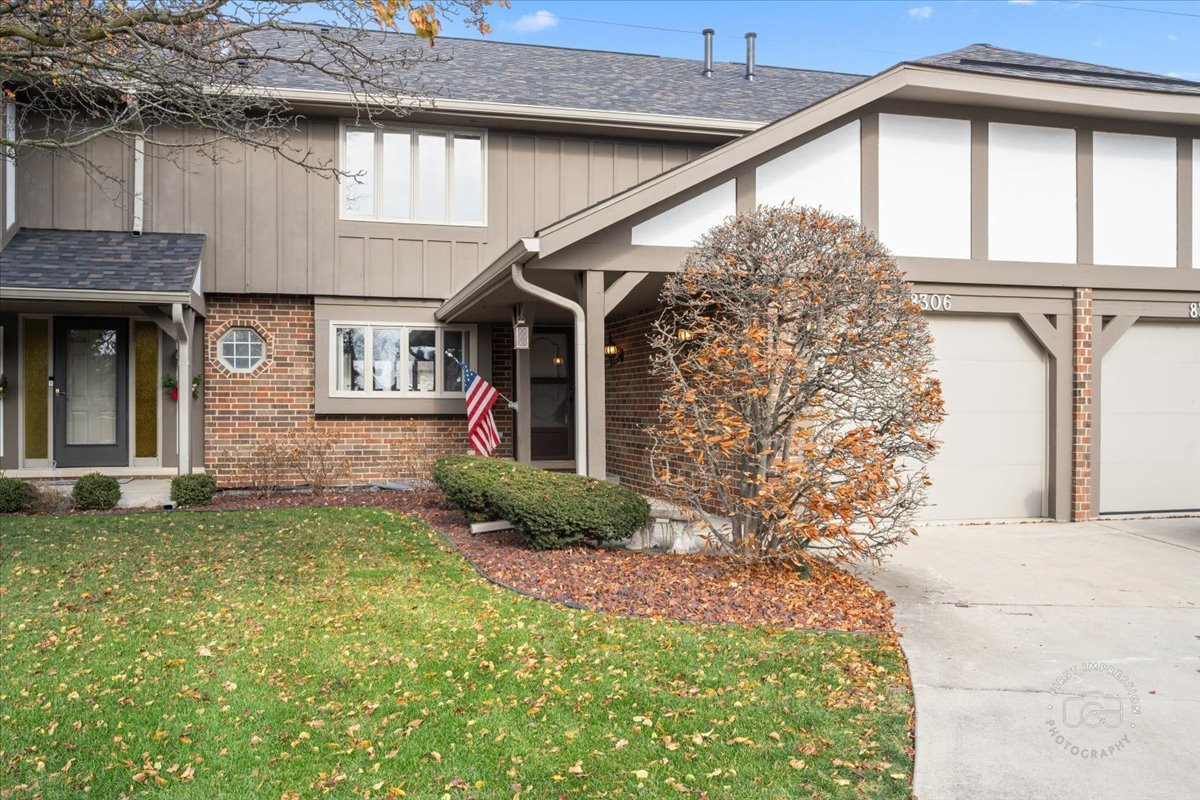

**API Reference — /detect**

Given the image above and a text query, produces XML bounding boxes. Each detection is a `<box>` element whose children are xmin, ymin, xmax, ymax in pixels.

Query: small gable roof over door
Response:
<box><xmin>0</xmin><ymin>228</ymin><xmax>204</xmax><ymax>297</ymax></box>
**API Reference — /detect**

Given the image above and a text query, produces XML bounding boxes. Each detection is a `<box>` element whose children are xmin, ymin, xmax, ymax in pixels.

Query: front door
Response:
<box><xmin>529</xmin><ymin>328</ymin><xmax>574</xmax><ymax>461</ymax></box>
<box><xmin>53</xmin><ymin>317</ymin><xmax>129</xmax><ymax>468</ymax></box>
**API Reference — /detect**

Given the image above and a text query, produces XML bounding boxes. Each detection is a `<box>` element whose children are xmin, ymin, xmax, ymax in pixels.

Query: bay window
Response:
<box><xmin>342</xmin><ymin>123</ymin><xmax>485</xmax><ymax>225</ymax></box>
<box><xmin>331</xmin><ymin>323</ymin><xmax>473</xmax><ymax>397</ymax></box>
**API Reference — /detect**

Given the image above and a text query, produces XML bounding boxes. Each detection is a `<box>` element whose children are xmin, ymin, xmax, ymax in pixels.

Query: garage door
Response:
<box><xmin>1100</xmin><ymin>321</ymin><xmax>1200</xmax><ymax>514</ymax></box>
<box><xmin>922</xmin><ymin>316</ymin><xmax>1048</xmax><ymax>521</ymax></box>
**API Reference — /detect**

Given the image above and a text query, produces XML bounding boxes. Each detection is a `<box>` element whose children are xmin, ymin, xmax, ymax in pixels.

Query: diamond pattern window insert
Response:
<box><xmin>218</xmin><ymin>328</ymin><xmax>266</xmax><ymax>372</ymax></box>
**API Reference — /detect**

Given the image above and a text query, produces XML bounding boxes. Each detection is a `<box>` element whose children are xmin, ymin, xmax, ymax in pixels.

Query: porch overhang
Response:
<box><xmin>0</xmin><ymin>228</ymin><xmax>206</xmax><ymax>315</ymax></box>
<box><xmin>435</xmin><ymin>238</ymin><xmax>541</xmax><ymax>323</ymax></box>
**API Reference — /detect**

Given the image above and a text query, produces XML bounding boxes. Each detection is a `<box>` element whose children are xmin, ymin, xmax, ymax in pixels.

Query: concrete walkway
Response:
<box><xmin>46</xmin><ymin>478</ymin><xmax>173</xmax><ymax>509</ymax></box>
<box><xmin>866</xmin><ymin>518</ymin><xmax>1200</xmax><ymax>800</ymax></box>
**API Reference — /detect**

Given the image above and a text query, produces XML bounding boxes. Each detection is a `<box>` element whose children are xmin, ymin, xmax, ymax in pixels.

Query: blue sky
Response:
<box><xmin>428</xmin><ymin>0</ymin><xmax>1200</xmax><ymax>81</ymax></box>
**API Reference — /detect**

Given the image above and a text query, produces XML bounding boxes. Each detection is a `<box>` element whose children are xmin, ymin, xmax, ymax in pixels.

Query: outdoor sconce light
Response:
<box><xmin>552</xmin><ymin>354</ymin><xmax>565</xmax><ymax>366</ymax></box>
<box><xmin>603</xmin><ymin>340</ymin><xmax>623</xmax><ymax>364</ymax></box>
<box><xmin>676</xmin><ymin>327</ymin><xmax>694</xmax><ymax>342</ymax></box>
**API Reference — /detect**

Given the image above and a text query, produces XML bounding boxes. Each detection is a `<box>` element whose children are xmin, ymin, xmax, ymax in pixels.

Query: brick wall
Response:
<box><xmin>1071</xmin><ymin>288</ymin><xmax>1094</xmax><ymax>521</ymax></box>
<box><xmin>603</xmin><ymin>308</ymin><xmax>663</xmax><ymax>495</ymax></box>
<box><xmin>203</xmin><ymin>295</ymin><xmax>509</xmax><ymax>488</ymax></box>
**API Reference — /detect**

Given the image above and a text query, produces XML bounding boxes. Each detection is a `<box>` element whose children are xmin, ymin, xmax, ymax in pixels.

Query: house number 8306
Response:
<box><xmin>912</xmin><ymin>293</ymin><xmax>953</xmax><ymax>311</ymax></box>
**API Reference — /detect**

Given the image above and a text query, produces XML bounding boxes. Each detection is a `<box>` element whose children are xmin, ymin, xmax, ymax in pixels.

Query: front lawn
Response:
<box><xmin>0</xmin><ymin>509</ymin><xmax>912</xmax><ymax>799</ymax></box>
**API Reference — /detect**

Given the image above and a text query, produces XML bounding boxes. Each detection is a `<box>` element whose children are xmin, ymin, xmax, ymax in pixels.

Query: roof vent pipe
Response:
<box><xmin>702</xmin><ymin>28</ymin><xmax>714</xmax><ymax>77</ymax></box>
<box><xmin>745</xmin><ymin>32</ymin><xmax>756</xmax><ymax>82</ymax></box>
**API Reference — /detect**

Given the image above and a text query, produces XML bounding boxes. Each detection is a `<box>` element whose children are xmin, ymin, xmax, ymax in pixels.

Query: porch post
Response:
<box><xmin>580</xmin><ymin>271</ymin><xmax>607</xmax><ymax>479</ymax></box>
<box><xmin>172</xmin><ymin>304</ymin><xmax>195</xmax><ymax>475</ymax></box>
<box><xmin>512</xmin><ymin>302</ymin><xmax>535</xmax><ymax>464</ymax></box>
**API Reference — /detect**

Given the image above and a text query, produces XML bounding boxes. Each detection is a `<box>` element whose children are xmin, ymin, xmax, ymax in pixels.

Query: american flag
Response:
<box><xmin>455</xmin><ymin>357</ymin><xmax>502</xmax><ymax>457</ymax></box>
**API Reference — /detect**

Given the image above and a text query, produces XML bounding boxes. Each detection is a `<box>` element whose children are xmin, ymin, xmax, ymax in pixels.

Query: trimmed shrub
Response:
<box><xmin>0</xmin><ymin>477</ymin><xmax>30</xmax><ymax>513</ymax></box>
<box><xmin>487</xmin><ymin>470</ymin><xmax>650</xmax><ymax>550</ymax></box>
<box><xmin>432</xmin><ymin>455</ymin><xmax>532</xmax><ymax>521</ymax></box>
<box><xmin>72</xmin><ymin>473</ymin><xmax>121</xmax><ymax>511</ymax></box>
<box><xmin>171</xmin><ymin>473</ymin><xmax>217</xmax><ymax>507</ymax></box>
<box><xmin>22</xmin><ymin>483</ymin><xmax>72</xmax><ymax>514</ymax></box>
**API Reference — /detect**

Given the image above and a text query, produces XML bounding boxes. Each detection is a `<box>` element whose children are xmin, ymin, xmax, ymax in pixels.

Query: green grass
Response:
<box><xmin>0</xmin><ymin>509</ymin><xmax>912</xmax><ymax>799</ymax></box>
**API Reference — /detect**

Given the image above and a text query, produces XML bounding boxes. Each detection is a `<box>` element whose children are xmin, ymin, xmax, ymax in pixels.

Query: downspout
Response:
<box><xmin>132</xmin><ymin>134</ymin><xmax>144</xmax><ymax>235</ymax></box>
<box><xmin>130</xmin><ymin>91</ymin><xmax>145</xmax><ymax>235</ymax></box>
<box><xmin>510</xmin><ymin>263</ymin><xmax>588</xmax><ymax>476</ymax></box>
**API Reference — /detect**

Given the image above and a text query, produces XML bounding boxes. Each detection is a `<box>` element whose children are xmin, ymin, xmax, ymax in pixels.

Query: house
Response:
<box><xmin>1</xmin><ymin>32</ymin><xmax>1197</xmax><ymax>521</ymax></box>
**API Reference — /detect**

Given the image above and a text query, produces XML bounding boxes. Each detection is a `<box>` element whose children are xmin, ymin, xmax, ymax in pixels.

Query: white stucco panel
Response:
<box><xmin>988</xmin><ymin>122</ymin><xmax>1076</xmax><ymax>264</ymax></box>
<box><xmin>755</xmin><ymin>120</ymin><xmax>861</xmax><ymax>219</ymax></box>
<box><xmin>631</xmin><ymin>179</ymin><xmax>737</xmax><ymax>247</ymax></box>
<box><xmin>878</xmin><ymin>114</ymin><xmax>972</xmax><ymax>259</ymax></box>
<box><xmin>1093</xmin><ymin>131</ymin><xmax>1176</xmax><ymax>268</ymax></box>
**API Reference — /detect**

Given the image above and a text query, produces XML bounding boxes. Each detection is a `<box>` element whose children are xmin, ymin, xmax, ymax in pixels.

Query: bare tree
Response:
<box><xmin>0</xmin><ymin>0</ymin><xmax>503</xmax><ymax>184</ymax></box>
<box><xmin>649</xmin><ymin>205</ymin><xmax>946</xmax><ymax>570</ymax></box>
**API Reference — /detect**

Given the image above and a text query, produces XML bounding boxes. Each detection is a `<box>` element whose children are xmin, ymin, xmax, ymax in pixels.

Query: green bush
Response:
<box><xmin>0</xmin><ymin>477</ymin><xmax>30</xmax><ymax>513</ymax></box>
<box><xmin>432</xmin><ymin>455</ymin><xmax>532</xmax><ymax>521</ymax></box>
<box><xmin>72</xmin><ymin>473</ymin><xmax>121</xmax><ymax>511</ymax></box>
<box><xmin>486</xmin><ymin>470</ymin><xmax>650</xmax><ymax>550</ymax></box>
<box><xmin>171</xmin><ymin>473</ymin><xmax>217</xmax><ymax>507</ymax></box>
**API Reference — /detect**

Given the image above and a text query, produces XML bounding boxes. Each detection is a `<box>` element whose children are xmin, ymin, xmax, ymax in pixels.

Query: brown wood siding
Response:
<box><xmin>16</xmin><ymin>118</ymin><xmax>711</xmax><ymax>300</ymax></box>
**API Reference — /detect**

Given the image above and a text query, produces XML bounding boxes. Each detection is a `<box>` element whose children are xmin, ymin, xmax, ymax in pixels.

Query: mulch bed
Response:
<box><xmin>199</xmin><ymin>487</ymin><xmax>895</xmax><ymax>633</ymax></box>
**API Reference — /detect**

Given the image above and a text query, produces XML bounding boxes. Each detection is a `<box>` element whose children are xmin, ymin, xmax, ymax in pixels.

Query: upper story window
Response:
<box><xmin>331</xmin><ymin>322</ymin><xmax>474</xmax><ymax>398</ymax></box>
<box><xmin>341</xmin><ymin>123</ymin><xmax>485</xmax><ymax>225</ymax></box>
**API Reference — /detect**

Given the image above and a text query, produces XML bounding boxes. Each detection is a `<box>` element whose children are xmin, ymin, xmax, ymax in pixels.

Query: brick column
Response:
<box><xmin>1071</xmin><ymin>288</ymin><xmax>1094</xmax><ymax>521</ymax></box>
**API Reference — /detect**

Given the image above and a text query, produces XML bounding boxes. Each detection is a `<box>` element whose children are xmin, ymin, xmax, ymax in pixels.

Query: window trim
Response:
<box><xmin>327</xmin><ymin>320</ymin><xmax>477</xmax><ymax>399</ymax></box>
<box><xmin>338</xmin><ymin>120</ymin><xmax>488</xmax><ymax>227</ymax></box>
<box><xmin>217</xmin><ymin>327</ymin><xmax>266</xmax><ymax>373</ymax></box>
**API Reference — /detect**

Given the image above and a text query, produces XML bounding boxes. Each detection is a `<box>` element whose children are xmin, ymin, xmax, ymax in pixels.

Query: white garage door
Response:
<box><xmin>1100</xmin><ymin>322</ymin><xmax>1200</xmax><ymax>514</ymax></box>
<box><xmin>923</xmin><ymin>315</ymin><xmax>1048</xmax><ymax>520</ymax></box>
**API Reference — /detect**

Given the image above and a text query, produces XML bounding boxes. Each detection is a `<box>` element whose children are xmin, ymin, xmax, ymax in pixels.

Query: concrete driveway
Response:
<box><xmin>866</xmin><ymin>518</ymin><xmax>1200</xmax><ymax>800</ymax></box>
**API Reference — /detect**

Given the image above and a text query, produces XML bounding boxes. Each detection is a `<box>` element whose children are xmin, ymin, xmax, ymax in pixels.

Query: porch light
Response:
<box><xmin>676</xmin><ymin>327</ymin><xmax>694</xmax><ymax>342</ymax></box>
<box><xmin>603</xmin><ymin>340</ymin><xmax>623</xmax><ymax>364</ymax></box>
<box><xmin>552</xmin><ymin>354</ymin><xmax>565</xmax><ymax>366</ymax></box>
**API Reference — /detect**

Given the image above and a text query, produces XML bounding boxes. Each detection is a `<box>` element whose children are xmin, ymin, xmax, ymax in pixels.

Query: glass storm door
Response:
<box><xmin>53</xmin><ymin>318</ymin><xmax>129</xmax><ymax>467</ymax></box>
<box><xmin>529</xmin><ymin>329</ymin><xmax>574</xmax><ymax>461</ymax></box>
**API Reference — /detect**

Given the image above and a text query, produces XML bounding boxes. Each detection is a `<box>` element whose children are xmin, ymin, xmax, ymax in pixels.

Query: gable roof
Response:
<box><xmin>249</xmin><ymin>28</ymin><xmax>865</xmax><ymax>124</ymax></box>
<box><xmin>916</xmin><ymin>44</ymin><xmax>1200</xmax><ymax>96</ymax></box>
<box><xmin>0</xmin><ymin>228</ymin><xmax>204</xmax><ymax>294</ymax></box>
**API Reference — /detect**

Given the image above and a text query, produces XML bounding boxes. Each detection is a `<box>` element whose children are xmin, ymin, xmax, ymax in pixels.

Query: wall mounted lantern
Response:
<box><xmin>603</xmin><ymin>340</ymin><xmax>623</xmax><ymax>364</ymax></box>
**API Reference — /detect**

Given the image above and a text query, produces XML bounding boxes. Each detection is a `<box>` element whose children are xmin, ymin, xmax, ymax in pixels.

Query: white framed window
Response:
<box><xmin>330</xmin><ymin>322</ymin><xmax>475</xmax><ymax>398</ymax></box>
<box><xmin>341</xmin><ymin>122</ymin><xmax>485</xmax><ymax>225</ymax></box>
<box><xmin>218</xmin><ymin>328</ymin><xmax>266</xmax><ymax>372</ymax></box>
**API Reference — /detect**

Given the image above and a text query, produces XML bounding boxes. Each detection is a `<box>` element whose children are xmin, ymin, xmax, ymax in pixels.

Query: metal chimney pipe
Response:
<box><xmin>702</xmin><ymin>28</ymin><xmax>714</xmax><ymax>77</ymax></box>
<box><xmin>745</xmin><ymin>32</ymin><xmax>757</xmax><ymax>82</ymax></box>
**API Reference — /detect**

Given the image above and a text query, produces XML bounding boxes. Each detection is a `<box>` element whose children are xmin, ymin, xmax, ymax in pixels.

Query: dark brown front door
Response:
<box><xmin>529</xmin><ymin>328</ymin><xmax>574</xmax><ymax>461</ymax></box>
<box><xmin>52</xmin><ymin>317</ymin><xmax>129</xmax><ymax>468</ymax></box>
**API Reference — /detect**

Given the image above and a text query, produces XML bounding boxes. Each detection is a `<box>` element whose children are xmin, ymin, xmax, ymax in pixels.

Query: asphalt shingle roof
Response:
<box><xmin>0</xmin><ymin>228</ymin><xmax>205</xmax><ymax>293</ymax></box>
<box><xmin>248</xmin><ymin>31</ymin><xmax>1198</xmax><ymax>126</ymax></box>
<box><xmin>916</xmin><ymin>43</ymin><xmax>1200</xmax><ymax>96</ymax></box>
<box><xmin>248</xmin><ymin>28</ymin><xmax>866</xmax><ymax>123</ymax></box>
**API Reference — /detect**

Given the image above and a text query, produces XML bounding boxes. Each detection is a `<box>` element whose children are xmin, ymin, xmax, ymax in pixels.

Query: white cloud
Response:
<box><xmin>1009</xmin><ymin>0</ymin><xmax>1036</xmax><ymax>4</ymax></box>
<box><xmin>908</xmin><ymin>6</ymin><xmax>934</xmax><ymax>19</ymax></box>
<box><xmin>512</xmin><ymin>9</ymin><xmax>558</xmax><ymax>33</ymax></box>
<box><xmin>1167</xmin><ymin>34</ymin><xmax>1179</xmax><ymax>41</ymax></box>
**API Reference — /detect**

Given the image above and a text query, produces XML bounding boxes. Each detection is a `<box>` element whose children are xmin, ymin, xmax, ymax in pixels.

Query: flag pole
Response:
<box><xmin>445</xmin><ymin>349</ymin><xmax>517</xmax><ymax>408</ymax></box>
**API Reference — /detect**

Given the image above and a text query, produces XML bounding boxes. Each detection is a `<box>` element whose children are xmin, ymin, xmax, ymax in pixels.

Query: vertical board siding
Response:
<box><xmin>17</xmin><ymin>119</ymin><xmax>709</xmax><ymax>299</ymax></box>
